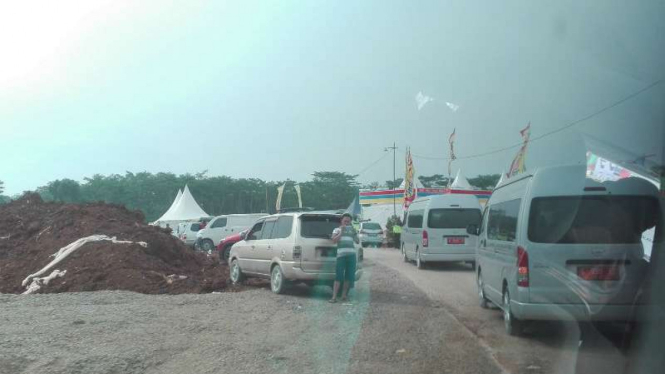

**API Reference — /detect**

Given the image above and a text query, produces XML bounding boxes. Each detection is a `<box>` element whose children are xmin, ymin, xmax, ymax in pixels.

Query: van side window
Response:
<box><xmin>488</xmin><ymin>199</ymin><xmax>521</xmax><ymax>242</ymax></box>
<box><xmin>479</xmin><ymin>206</ymin><xmax>488</xmax><ymax>235</ymax></box>
<box><xmin>272</xmin><ymin>216</ymin><xmax>294</xmax><ymax>239</ymax></box>
<box><xmin>407</xmin><ymin>210</ymin><xmax>424</xmax><ymax>228</ymax></box>
<box><xmin>210</xmin><ymin>218</ymin><xmax>227</xmax><ymax>228</ymax></box>
<box><xmin>261</xmin><ymin>220</ymin><xmax>276</xmax><ymax>240</ymax></box>
<box><xmin>247</xmin><ymin>221</ymin><xmax>264</xmax><ymax>241</ymax></box>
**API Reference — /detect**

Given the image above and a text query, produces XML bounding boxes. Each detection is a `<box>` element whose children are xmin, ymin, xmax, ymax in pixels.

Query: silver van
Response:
<box><xmin>402</xmin><ymin>195</ymin><xmax>482</xmax><ymax>269</ymax></box>
<box><xmin>470</xmin><ymin>165</ymin><xmax>660</xmax><ymax>335</ymax></box>
<box><xmin>229</xmin><ymin>212</ymin><xmax>362</xmax><ymax>294</ymax></box>
<box><xmin>196</xmin><ymin>214</ymin><xmax>267</xmax><ymax>251</ymax></box>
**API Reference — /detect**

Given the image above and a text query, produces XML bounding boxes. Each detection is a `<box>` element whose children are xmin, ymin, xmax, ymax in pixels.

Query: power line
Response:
<box><xmin>356</xmin><ymin>151</ymin><xmax>390</xmax><ymax>176</ymax></box>
<box><xmin>408</xmin><ymin>79</ymin><xmax>663</xmax><ymax>161</ymax></box>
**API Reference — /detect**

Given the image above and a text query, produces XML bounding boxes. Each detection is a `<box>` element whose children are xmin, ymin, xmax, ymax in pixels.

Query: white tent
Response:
<box><xmin>154</xmin><ymin>189</ymin><xmax>182</xmax><ymax>224</ymax></box>
<box><xmin>495</xmin><ymin>173</ymin><xmax>505</xmax><ymax>188</ymax></box>
<box><xmin>450</xmin><ymin>169</ymin><xmax>473</xmax><ymax>190</ymax></box>
<box><xmin>154</xmin><ymin>185</ymin><xmax>210</xmax><ymax>228</ymax></box>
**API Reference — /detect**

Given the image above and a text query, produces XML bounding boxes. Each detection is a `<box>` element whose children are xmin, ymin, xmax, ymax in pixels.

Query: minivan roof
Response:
<box><xmin>410</xmin><ymin>194</ymin><xmax>482</xmax><ymax>209</ymax></box>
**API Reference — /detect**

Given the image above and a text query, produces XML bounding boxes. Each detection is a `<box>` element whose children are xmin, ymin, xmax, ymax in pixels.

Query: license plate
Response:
<box><xmin>447</xmin><ymin>237</ymin><xmax>465</xmax><ymax>245</ymax></box>
<box><xmin>577</xmin><ymin>266</ymin><xmax>620</xmax><ymax>281</ymax></box>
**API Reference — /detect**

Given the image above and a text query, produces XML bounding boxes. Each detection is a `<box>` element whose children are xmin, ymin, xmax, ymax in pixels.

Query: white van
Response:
<box><xmin>196</xmin><ymin>214</ymin><xmax>267</xmax><ymax>252</ymax></box>
<box><xmin>472</xmin><ymin>165</ymin><xmax>660</xmax><ymax>335</ymax></box>
<box><xmin>402</xmin><ymin>194</ymin><xmax>482</xmax><ymax>269</ymax></box>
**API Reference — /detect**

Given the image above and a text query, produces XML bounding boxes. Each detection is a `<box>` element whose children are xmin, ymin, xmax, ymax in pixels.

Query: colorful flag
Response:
<box><xmin>448</xmin><ymin>128</ymin><xmax>456</xmax><ymax>178</ymax></box>
<box><xmin>507</xmin><ymin>123</ymin><xmax>531</xmax><ymax>178</ymax></box>
<box><xmin>403</xmin><ymin>148</ymin><xmax>417</xmax><ymax>208</ymax></box>
<box><xmin>294</xmin><ymin>184</ymin><xmax>303</xmax><ymax>208</ymax></box>
<box><xmin>276</xmin><ymin>183</ymin><xmax>286</xmax><ymax>212</ymax></box>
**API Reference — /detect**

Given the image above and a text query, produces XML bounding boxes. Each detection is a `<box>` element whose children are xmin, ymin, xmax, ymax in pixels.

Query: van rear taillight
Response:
<box><xmin>293</xmin><ymin>245</ymin><xmax>302</xmax><ymax>260</ymax></box>
<box><xmin>422</xmin><ymin>230</ymin><xmax>429</xmax><ymax>247</ymax></box>
<box><xmin>182</xmin><ymin>234</ymin><xmax>187</xmax><ymax>240</ymax></box>
<box><xmin>517</xmin><ymin>246</ymin><xmax>529</xmax><ymax>287</ymax></box>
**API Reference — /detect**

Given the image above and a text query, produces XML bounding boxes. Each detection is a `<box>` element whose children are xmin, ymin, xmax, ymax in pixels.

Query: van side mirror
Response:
<box><xmin>466</xmin><ymin>224</ymin><xmax>479</xmax><ymax>236</ymax></box>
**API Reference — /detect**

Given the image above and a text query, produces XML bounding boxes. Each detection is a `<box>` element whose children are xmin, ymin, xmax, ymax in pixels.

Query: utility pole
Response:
<box><xmin>385</xmin><ymin>142</ymin><xmax>398</xmax><ymax>217</ymax></box>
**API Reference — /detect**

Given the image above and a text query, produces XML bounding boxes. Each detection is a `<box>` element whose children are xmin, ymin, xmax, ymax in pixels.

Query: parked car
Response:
<box><xmin>176</xmin><ymin>221</ymin><xmax>203</xmax><ymax>247</ymax></box>
<box><xmin>358</xmin><ymin>221</ymin><xmax>383</xmax><ymax>248</ymax></box>
<box><xmin>470</xmin><ymin>165</ymin><xmax>660</xmax><ymax>336</ymax></box>
<box><xmin>216</xmin><ymin>229</ymin><xmax>248</xmax><ymax>263</ymax></box>
<box><xmin>402</xmin><ymin>194</ymin><xmax>482</xmax><ymax>269</ymax></box>
<box><xmin>229</xmin><ymin>212</ymin><xmax>363</xmax><ymax>294</ymax></box>
<box><xmin>196</xmin><ymin>214</ymin><xmax>267</xmax><ymax>252</ymax></box>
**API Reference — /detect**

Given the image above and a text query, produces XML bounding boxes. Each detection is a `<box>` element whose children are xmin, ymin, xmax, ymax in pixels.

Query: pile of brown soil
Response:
<box><xmin>0</xmin><ymin>193</ymin><xmax>229</xmax><ymax>294</ymax></box>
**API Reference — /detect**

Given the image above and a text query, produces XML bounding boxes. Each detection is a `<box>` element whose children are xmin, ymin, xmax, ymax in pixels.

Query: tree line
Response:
<box><xmin>0</xmin><ymin>173</ymin><xmax>500</xmax><ymax>223</ymax></box>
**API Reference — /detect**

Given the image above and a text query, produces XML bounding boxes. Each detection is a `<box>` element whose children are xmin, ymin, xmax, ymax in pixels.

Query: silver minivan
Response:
<box><xmin>229</xmin><ymin>212</ymin><xmax>362</xmax><ymax>294</ymax></box>
<box><xmin>402</xmin><ymin>195</ymin><xmax>482</xmax><ymax>269</ymax></box>
<box><xmin>471</xmin><ymin>165</ymin><xmax>660</xmax><ymax>335</ymax></box>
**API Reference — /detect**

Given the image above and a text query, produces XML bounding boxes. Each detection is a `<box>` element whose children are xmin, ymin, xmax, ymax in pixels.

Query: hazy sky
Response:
<box><xmin>1</xmin><ymin>1</ymin><xmax>663</xmax><ymax>195</ymax></box>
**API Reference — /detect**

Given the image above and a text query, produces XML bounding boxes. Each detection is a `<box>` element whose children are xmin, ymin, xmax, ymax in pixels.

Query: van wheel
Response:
<box><xmin>503</xmin><ymin>289</ymin><xmax>523</xmax><ymax>336</ymax></box>
<box><xmin>477</xmin><ymin>272</ymin><xmax>490</xmax><ymax>309</ymax></box>
<box><xmin>416</xmin><ymin>250</ymin><xmax>425</xmax><ymax>269</ymax></box>
<box><xmin>230</xmin><ymin>259</ymin><xmax>244</xmax><ymax>285</ymax></box>
<box><xmin>270</xmin><ymin>266</ymin><xmax>287</xmax><ymax>294</ymax></box>
<box><xmin>201</xmin><ymin>239</ymin><xmax>215</xmax><ymax>252</ymax></box>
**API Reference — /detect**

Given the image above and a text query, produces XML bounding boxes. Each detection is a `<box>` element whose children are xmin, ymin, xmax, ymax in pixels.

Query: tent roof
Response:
<box><xmin>155</xmin><ymin>185</ymin><xmax>209</xmax><ymax>222</ymax></box>
<box><xmin>155</xmin><ymin>189</ymin><xmax>182</xmax><ymax>222</ymax></box>
<box><xmin>450</xmin><ymin>169</ymin><xmax>473</xmax><ymax>190</ymax></box>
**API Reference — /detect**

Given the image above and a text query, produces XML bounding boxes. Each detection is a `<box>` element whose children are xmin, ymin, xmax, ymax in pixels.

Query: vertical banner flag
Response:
<box><xmin>276</xmin><ymin>183</ymin><xmax>286</xmax><ymax>212</ymax></box>
<box><xmin>403</xmin><ymin>147</ymin><xmax>416</xmax><ymax>209</ymax></box>
<box><xmin>294</xmin><ymin>184</ymin><xmax>303</xmax><ymax>208</ymax></box>
<box><xmin>507</xmin><ymin>122</ymin><xmax>531</xmax><ymax>178</ymax></box>
<box><xmin>448</xmin><ymin>128</ymin><xmax>457</xmax><ymax>179</ymax></box>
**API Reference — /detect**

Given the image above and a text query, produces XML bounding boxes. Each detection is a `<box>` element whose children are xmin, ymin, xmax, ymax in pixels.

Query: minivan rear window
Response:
<box><xmin>300</xmin><ymin>215</ymin><xmax>340</xmax><ymax>239</ymax></box>
<box><xmin>362</xmin><ymin>222</ymin><xmax>381</xmax><ymax>230</ymax></box>
<box><xmin>190</xmin><ymin>223</ymin><xmax>201</xmax><ymax>231</ymax></box>
<box><xmin>428</xmin><ymin>209</ymin><xmax>481</xmax><ymax>229</ymax></box>
<box><xmin>529</xmin><ymin>196</ymin><xmax>660</xmax><ymax>244</ymax></box>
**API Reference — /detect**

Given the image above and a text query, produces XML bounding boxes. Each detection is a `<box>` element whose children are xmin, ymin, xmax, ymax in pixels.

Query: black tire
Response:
<box><xmin>270</xmin><ymin>265</ymin><xmax>287</xmax><ymax>294</ymax></box>
<box><xmin>230</xmin><ymin>259</ymin><xmax>244</xmax><ymax>285</ymax></box>
<box><xmin>221</xmin><ymin>245</ymin><xmax>232</xmax><ymax>263</ymax></box>
<box><xmin>477</xmin><ymin>271</ymin><xmax>490</xmax><ymax>309</ymax></box>
<box><xmin>503</xmin><ymin>289</ymin><xmax>523</xmax><ymax>336</ymax></box>
<box><xmin>201</xmin><ymin>239</ymin><xmax>215</xmax><ymax>252</ymax></box>
<box><xmin>416</xmin><ymin>250</ymin><xmax>425</xmax><ymax>270</ymax></box>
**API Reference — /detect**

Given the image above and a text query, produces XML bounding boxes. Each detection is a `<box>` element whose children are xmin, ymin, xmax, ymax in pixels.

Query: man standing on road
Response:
<box><xmin>329</xmin><ymin>213</ymin><xmax>358</xmax><ymax>303</ymax></box>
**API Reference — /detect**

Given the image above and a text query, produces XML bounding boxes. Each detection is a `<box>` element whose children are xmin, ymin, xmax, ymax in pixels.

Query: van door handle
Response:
<box><xmin>268</xmin><ymin>245</ymin><xmax>272</xmax><ymax>250</ymax></box>
<box><xmin>251</xmin><ymin>245</ymin><xmax>255</xmax><ymax>250</ymax></box>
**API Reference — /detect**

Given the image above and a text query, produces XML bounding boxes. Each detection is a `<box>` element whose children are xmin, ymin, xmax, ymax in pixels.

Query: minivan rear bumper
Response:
<box><xmin>420</xmin><ymin>252</ymin><xmax>475</xmax><ymax>263</ymax></box>
<box><xmin>511</xmin><ymin>300</ymin><xmax>639</xmax><ymax>321</ymax></box>
<box><xmin>280</xmin><ymin>261</ymin><xmax>363</xmax><ymax>282</ymax></box>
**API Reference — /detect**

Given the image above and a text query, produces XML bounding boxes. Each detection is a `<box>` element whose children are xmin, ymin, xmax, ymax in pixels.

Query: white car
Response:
<box><xmin>358</xmin><ymin>221</ymin><xmax>383</xmax><ymax>248</ymax></box>
<box><xmin>196</xmin><ymin>214</ymin><xmax>267</xmax><ymax>252</ymax></box>
<box><xmin>229</xmin><ymin>212</ymin><xmax>362</xmax><ymax>294</ymax></box>
<box><xmin>176</xmin><ymin>221</ymin><xmax>203</xmax><ymax>247</ymax></box>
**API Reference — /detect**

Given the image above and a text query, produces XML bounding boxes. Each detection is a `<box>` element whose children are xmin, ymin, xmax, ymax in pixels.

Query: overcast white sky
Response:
<box><xmin>1</xmin><ymin>0</ymin><xmax>663</xmax><ymax>195</ymax></box>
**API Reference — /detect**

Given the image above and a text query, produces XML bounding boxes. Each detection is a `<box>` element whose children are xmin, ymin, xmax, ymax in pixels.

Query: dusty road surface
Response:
<box><xmin>1</xmin><ymin>256</ymin><xmax>503</xmax><ymax>374</ymax></box>
<box><xmin>366</xmin><ymin>248</ymin><xmax>632</xmax><ymax>374</ymax></box>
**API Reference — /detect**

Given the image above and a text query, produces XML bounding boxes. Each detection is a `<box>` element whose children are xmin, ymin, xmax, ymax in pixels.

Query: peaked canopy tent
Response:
<box><xmin>153</xmin><ymin>185</ymin><xmax>210</xmax><ymax>228</ymax></box>
<box><xmin>450</xmin><ymin>169</ymin><xmax>473</xmax><ymax>190</ymax></box>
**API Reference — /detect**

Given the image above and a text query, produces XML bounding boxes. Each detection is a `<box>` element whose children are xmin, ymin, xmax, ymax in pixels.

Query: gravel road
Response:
<box><xmin>366</xmin><ymin>248</ymin><xmax>631</xmax><ymax>374</ymax></box>
<box><xmin>0</xmin><ymin>257</ymin><xmax>502</xmax><ymax>374</ymax></box>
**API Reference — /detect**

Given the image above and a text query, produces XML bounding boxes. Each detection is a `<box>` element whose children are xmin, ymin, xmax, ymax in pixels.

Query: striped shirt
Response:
<box><xmin>332</xmin><ymin>226</ymin><xmax>357</xmax><ymax>257</ymax></box>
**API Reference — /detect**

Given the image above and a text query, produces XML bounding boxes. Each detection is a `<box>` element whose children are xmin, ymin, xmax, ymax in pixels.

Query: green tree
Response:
<box><xmin>0</xmin><ymin>180</ymin><xmax>4</xmax><ymax>195</ymax></box>
<box><xmin>385</xmin><ymin>178</ymin><xmax>404</xmax><ymax>189</ymax></box>
<box><xmin>46</xmin><ymin>179</ymin><xmax>82</xmax><ymax>203</ymax></box>
<box><xmin>418</xmin><ymin>174</ymin><xmax>450</xmax><ymax>188</ymax></box>
<box><xmin>468</xmin><ymin>174</ymin><xmax>501</xmax><ymax>190</ymax></box>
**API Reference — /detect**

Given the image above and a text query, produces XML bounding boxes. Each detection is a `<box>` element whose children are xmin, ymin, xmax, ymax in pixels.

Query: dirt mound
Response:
<box><xmin>0</xmin><ymin>193</ymin><xmax>229</xmax><ymax>294</ymax></box>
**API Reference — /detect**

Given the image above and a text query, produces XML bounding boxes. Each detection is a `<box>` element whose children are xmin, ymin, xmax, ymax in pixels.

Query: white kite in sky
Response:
<box><xmin>445</xmin><ymin>102</ymin><xmax>460</xmax><ymax>112</ymax></box>
<box><xmin>415</xmin><ymin>91</ymin><xmax>434</xmax><ymax>110</ymax></box>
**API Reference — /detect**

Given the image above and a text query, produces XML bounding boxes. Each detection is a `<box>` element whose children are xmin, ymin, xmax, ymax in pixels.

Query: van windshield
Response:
<box><xmin>428</xmin><ymin>209</ymin><xmax>481</xmax><ymax>229</ymax></box>
<box><xmin>528</xmin><ymin>196</ymin><xmax>660</xmax><ymax>244</ymax></box>
<box><xmin>300</xmin><ymin>216</ymin><xmax>340</xmax><ymax>239</ymax></box>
